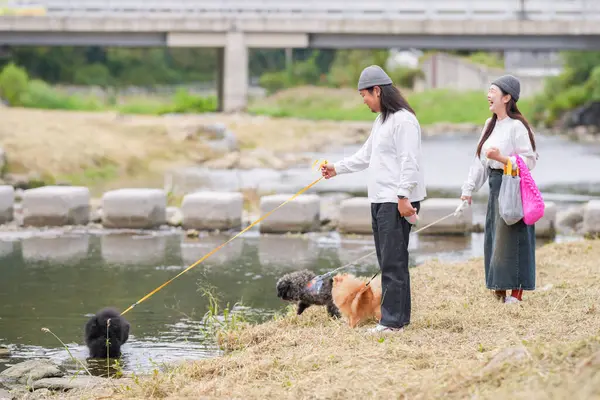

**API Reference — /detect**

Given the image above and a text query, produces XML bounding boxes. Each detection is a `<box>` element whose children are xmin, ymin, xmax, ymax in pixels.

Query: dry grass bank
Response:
<box><xmin>86</xmin><ymin>239</ymin><xmax>600</xmax><ymax>399</ymax></box>
<box><xmin>0</xmin><ymin>107</ymin><xmax>370</xmax><ymax>195</ymax></box>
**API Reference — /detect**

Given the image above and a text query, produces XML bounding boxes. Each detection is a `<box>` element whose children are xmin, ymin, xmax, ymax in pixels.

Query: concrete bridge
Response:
<box><xmin>1</xmin><ymin>0</ymin><xmax>599</xmax><ymax>111</ymax></box>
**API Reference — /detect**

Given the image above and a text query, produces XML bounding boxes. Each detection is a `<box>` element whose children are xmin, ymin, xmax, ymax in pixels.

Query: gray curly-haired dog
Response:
<box><xmin>276</xmin><ymin>269</ymin><xmax>340</xmax><ymax>318</ymax></box>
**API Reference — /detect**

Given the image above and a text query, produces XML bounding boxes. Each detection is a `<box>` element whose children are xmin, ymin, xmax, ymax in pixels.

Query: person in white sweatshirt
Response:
<box><xmin>461</xmin><ymin>75</ymin><xmax>538</xmax><ymax>304</ymax></box>
<box><xmin>321</xmin><ymin>65</ymin><xmax>426</xmax><ymax>333</ymax></box>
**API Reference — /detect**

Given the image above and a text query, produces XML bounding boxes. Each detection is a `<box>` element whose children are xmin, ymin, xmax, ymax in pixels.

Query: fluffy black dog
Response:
<box><xmin>84</xmin><ymin>307</ymin><xmax>130</xmax><ymax>359</ymax></box>
<box><xmin>276</xmin><ymin>269</ymin><xmax>340</xmax><ymax>318</ymax></box>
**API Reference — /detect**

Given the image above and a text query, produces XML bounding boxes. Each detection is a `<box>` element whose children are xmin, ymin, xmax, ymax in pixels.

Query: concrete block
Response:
<box><xmin>259</xmin><ymin>193</ymin><xmax>320</xmax><ymax>233</ymax></box>
<box><xmin>22</xmin><ymin>186</ymin><xmax>90</xmax><ymax>227</ymax></box>
<box><xmin>166</xmin><ymin>206</ymin><xmax>183</xmax><ymax>227</ymax></box>
<box><xmin>556</xmin><ymin>204</ymin><xmax>584</xmax><ymax>232</ymax></box>
<box><xmin>181</xmin><ymin>191</ymin><xmax>243</xmax><ymax>231</ymax></box>
<box><xmin>0</xmin><ymin>185</ymin><xmax>14</xmax><ymax>224</ymax></box>
<box><xmin>338</xmin><ymin>197</ymin><xmax>372</xmax><ymax>234</ymax></box>
<box><xmin>320</xmin><ymin>192</ymin><xmax>352</xmax><ymax>227</ymax></box>
<box><xmin>536</xmin><ymin>202</ymin><xmax>556</xmax><ymax>238</ymax></box>
<box><xmin>583</xmin><ymin>200</ymin><xmax>600</xmax><ymax>235</ymax></box>
<box><xmin>418</xmin><ymin>198</ymin><xmax>472</xmax><ymax>235</ymax></box>
<box><xmin>102</xmin><ymin>188</ymin><xmax>166</xmax><ymax>229</ymax></box>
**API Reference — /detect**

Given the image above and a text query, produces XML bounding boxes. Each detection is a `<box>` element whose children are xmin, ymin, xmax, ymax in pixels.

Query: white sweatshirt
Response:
<box><xmin>461</xmin><ymin>116</ymin><xmax>537</xmax><ymax>197</ymax></box>
<box><xmin>333</xmin><ymin>109</ymin><xmax>426</xmax><ymax>203</ymax></box>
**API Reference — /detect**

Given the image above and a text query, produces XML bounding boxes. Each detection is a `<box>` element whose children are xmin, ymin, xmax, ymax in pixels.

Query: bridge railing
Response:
<box><xmin>2</xmin><ymin>0</ymin><xmax>600</xmax><ymax>20</ymax></box>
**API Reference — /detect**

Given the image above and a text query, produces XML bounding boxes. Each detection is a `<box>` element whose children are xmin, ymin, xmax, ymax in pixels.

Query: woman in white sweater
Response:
<box><xmin>461</xmin><ymin>75</ymin><xmax>538</xmax><ymax>304</ymax></box>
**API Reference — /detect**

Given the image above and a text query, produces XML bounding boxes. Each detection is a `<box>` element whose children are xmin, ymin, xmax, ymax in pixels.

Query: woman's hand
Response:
<box><xmin>485</xmin><ymin>147</ymin><xmax>509</xmax><ymax>164</ymax></box>
<box><xmin>486</xmin><ymin>147</ymin><xmax>501</xmax><ymax>161</ymax></box>
<box><xmin>461</xmin><ymin>195</ymin><xmax>472</xmax><ymax>205</ymax></box>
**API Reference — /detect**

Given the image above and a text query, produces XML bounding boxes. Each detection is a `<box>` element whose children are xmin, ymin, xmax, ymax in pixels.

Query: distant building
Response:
<box><xmin>504</xmin><ymin>51</ymin><xmax>563</xmax><ymax>77</ymax></box>
<box><xmin>417</xmin><ymin>52</ymin><xmax>558</xmax><ymax>97</ymax></box>
<box><xmin>386</xmin><ymin>49</ymin><xmax>423</xmax><ymax>70</ymax></box>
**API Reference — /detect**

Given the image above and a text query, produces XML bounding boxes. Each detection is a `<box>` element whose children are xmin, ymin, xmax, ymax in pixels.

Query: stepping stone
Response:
<box><xmin>583</xmin><ymin>200</ymin><xmax>600</xmax><ymax>235</ymax></box>
<box><xmin>22</xmin><ymin>186</ymin><xmax>90</xmax><ymax>227</ymax></box>
<box><xmin>0</xmin><ymin>185</ymin><xmax>14</xmax><ymax>224</ymax></box>
<box><xmin>102</xmin><ymin>189</ymin><xmax>167</xmax><ymax>229</ymax></box>
<box><xmin>417</xmin><ymin>198</ymin><xmax>472</xmax><ymax>235</ymax></box>
<box><xmin>536</xmin><ymin>202</ymin><xmax>557</xmax><ymax>238</ymax></box>
<box><xmin>338</xmin><ymin>197</ymin><xmax>372</xmax><ymax>234</ymax></box>
<box><xmin>181</xmin><ymin>191</ymin><xmax>243</xmax><ymax>231</ymax></box>
<box><xmin>259</xmin><ymin>194</ymin><xmax>320</xmax><ymax>233</ymax></box>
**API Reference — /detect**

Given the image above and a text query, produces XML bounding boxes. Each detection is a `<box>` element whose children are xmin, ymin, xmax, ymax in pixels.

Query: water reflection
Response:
<box><xmin>0</xmin><ymin>228</ymin><xmax>575</xmax><ymax>375</ymax></box>
<box><xmin>0</xmin><ymin>239</ymin><xmax>14</xmax><ymax>258</ymax></box>
<box><xmin>100</xmin><ymin>234</ymin><xmax>169</xmax><ymax>266</ymax></box>
<box><xmin>180</xmin><ymin>233</ymin><xmax>244</xmax><ymax>267</ymax></box>
<box><xmin>257</xmin><ymin>235</ymin><xmax>321</xmax><ymax>269</ymax></box>
<box><xmin>21</xmin><ymin>235</ymin><xmax>90</xmax><ymax>264</ymax></box>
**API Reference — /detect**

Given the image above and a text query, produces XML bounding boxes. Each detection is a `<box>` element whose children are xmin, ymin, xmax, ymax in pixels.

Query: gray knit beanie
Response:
<box><xmin>491</xmin><ymin>74</ymin><xmax>521</xmax><ymax>102</ymax></box>
<box><xmin>357</xmin><ymin>65</ymin><xmax>393</xmax><ymax>90</ymax></box>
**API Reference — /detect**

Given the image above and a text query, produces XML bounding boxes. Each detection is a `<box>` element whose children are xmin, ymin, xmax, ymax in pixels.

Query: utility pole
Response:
<box><xmin>519</xmin><ymin>0</ymin><xmax>527</xmax><ymax>20</ymax></box>
<box><xmin>285</xmin><ymin>48</ymin><xmax>293</xmax><ymax>70</ymax></box>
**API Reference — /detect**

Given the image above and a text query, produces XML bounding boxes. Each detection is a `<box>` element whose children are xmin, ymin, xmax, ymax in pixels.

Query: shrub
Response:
<box><xmin>259</xmin><ymin>71</ymin><xmax>290</xmax><ymax>95</ymax></box>
<box><xmin>466</xmin><ymin>52</ymin><xmax>505</xmax><ymax>69</ymax></box>
<box><xmin>0</xmin><ymin>63</ymin><xmax>29</xmax><ymax>105</ymax></box>
<box><xmin>19</xmin><ymin>79</ymin><xmax>102</xmax><ymax>111</ymax></box>
<box><xmin>588</xmin><ymin>66</ymin><xmax>600</xmax><ymax>101</ymax></box>
<box><xmin>160</xmin><ymin>89</ymin><xmax>217</xmax><ymax>114</ymax></box>
<box><xmin>388</xmin><ymin>67</ymin><xmax>425</xmax><ymax>89</ymax></box>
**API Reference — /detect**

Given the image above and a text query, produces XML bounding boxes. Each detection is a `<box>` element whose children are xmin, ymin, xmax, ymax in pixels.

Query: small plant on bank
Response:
<box><xmin>197</xmin><ymin>284</ymin><xmax>250</xmax><ymax>351</ymax></box>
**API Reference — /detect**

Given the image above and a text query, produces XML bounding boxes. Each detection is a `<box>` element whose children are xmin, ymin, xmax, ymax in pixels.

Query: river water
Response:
<box><xmin>1</xmin><ymin>132</ymin><xmax>598</xmax><ymax>376</ymax></box>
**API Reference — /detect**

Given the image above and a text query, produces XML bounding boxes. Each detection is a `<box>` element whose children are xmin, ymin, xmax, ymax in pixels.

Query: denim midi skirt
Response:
<box><xmin>484</xmin><ymin>168</ymin><xmax>536</xmax><ymax>291</ymax></box>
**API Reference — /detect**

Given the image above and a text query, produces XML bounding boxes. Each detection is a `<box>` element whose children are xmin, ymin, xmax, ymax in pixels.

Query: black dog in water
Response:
<box><xmin>84</xmin><ymin>308</ymin><xmax>130</xmax><ymax>359</ymax></box>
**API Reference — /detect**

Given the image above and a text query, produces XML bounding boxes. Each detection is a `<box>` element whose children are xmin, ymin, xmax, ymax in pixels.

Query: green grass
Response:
<box><xmin>465</xmin><ymin>51</ymin><xmax>505</xmax><ymax>69</ymax></box>
<box><xmin>116</xmin><ymin>97</ymin><xmax>171</xmax><ymax>115</ymax></box>
<box><xmin>58</xmin><ymin>163</ymin><xmax>120</xmax><ymax>187</ymax></box>
<box><xmin>248</xmin><ymin>87</ymin><xmax>534</xmax><ymax>126</ymax></box>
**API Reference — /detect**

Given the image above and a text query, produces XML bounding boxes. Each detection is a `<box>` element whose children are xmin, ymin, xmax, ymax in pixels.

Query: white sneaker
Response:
<box><xmin>367</xmin><ymin>324</ymin><xmax>403</xmax><ymax>334</ymax></box>
<box><xmin>504</xmin><ymin>296</ymin><xmax>520</xmax><ymax>304</ymax></box>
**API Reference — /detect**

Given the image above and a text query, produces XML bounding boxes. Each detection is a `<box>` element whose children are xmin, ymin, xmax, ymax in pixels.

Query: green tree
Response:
<box><xmin>327</xmin><ymin>50</ymin><xmax>390</xmax><ymax>88</ymax></box>
<box><xmin>73</xmin><ymin>63</ymin><xmax>113</xmax><ymax>87</ymax></box>
<box><xmin>533</xmin><ymin>51</ymin><xmax>600</xmax><ymax>126</ymax></box>
<box><xmin>0</xmin><ymin>62</ymin><xmax>29</xmax><ymax>105</ymax></box>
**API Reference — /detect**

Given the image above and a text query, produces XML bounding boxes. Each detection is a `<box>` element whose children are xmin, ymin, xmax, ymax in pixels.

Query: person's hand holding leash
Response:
<box><xmin>321</xmin><ymin>164</ymin><xmax>337</xmax><ymax>179</ymax></box>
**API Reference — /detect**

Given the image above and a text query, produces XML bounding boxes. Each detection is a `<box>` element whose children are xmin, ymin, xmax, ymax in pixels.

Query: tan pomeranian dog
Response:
<box><xmin>331</xmin><ymin>273</ymin><xmax>382</xmax><ymax>328</ymax></box>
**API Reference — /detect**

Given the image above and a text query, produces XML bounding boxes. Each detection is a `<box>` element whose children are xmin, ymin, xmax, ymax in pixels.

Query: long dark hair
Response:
<box><xmin>476</xmin><ymin>91</ymin><xmax>536</xmax><ymax>158</ymax></box>
<box><xmin>368</xmin><ymin>84</ymin><xmax>416</xmax><ymax>123</ymax></box>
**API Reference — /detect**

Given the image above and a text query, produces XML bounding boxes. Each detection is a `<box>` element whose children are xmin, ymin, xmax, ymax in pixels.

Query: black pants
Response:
<box><xmin>371</xmin><ymin>201</ymin><xmax>420</xmax><ymax>329</ymax></box>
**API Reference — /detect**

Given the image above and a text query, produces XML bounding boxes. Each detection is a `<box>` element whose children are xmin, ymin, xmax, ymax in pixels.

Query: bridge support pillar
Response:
<box><xmin>217</xmin><ymin>31</ymin><xmax>248</xmax><ymax>113</ymax></box>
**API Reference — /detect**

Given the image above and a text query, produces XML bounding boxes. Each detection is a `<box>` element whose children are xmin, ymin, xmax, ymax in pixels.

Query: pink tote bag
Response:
<box><xmin>514</xmin><ymin>154</ymin><xmax>545</xmax><ymax>225</ymax></box>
